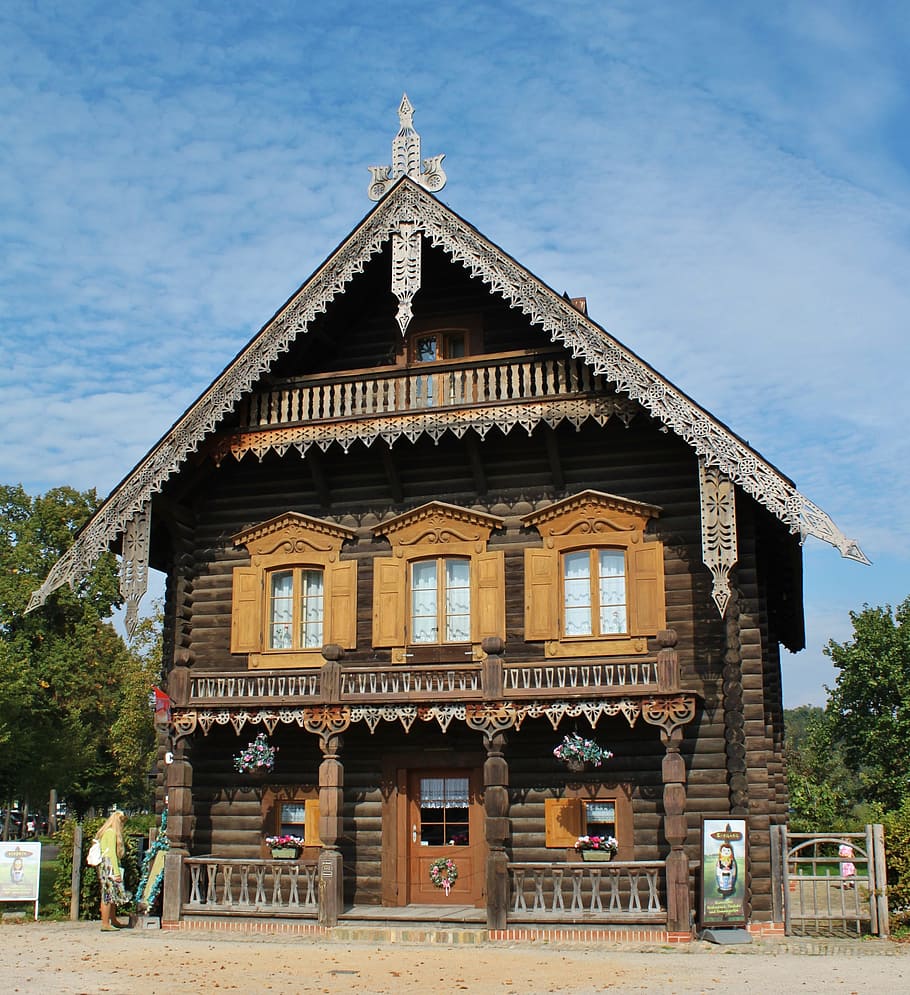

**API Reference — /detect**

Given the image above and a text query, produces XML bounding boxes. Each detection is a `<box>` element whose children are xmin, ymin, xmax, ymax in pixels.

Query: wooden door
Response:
<box><xmin>406</xmin><ymin>769</ymin><xmax>484</xmax><ymax>905</ymax></box>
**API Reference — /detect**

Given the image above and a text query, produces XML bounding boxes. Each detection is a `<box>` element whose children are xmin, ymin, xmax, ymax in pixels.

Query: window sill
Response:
<box><xmin>544</xmin><ymin>636</ymin><xmax>648</xmax><ymax>658</ymax></box>
<box><xmin>248</xmin><ymin>651</ymin><xmax>324</xmax><ymax>670</ymax></box>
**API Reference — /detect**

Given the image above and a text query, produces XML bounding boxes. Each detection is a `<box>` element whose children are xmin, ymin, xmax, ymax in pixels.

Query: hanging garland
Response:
<box><xmin>135</xmin><ymin>810</ymin><xmax>170</xmax><ymax>914</ymax></box>
<box><xmin>429</xmin><ymin>857</ymin><xmax>458</xmax><ymax>896</ymax></box>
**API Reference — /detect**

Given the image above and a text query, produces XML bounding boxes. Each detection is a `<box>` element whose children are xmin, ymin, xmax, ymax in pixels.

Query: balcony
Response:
<box><xmin>186</xmin><ymin>654</ymin><xmax>674</xmax><ymax>709</ymax></box>
<box><xmin>212</xmin><ymin>351</ymin><xmax>636</xmax><ymax>462</ymax></box>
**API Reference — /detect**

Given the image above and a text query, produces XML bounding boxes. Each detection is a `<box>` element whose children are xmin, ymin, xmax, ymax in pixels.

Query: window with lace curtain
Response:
<box><xmin>231</xmin><ymin>513</ymin><xmax>357</xmax><ymax>668</ymax></box>
<box><xmin>523</xmin><ymin>491</ymin><xmax>665</xmax><ymax>658</ymax></box>
<box><xmin>372</xmin><ymin>502</ymin><xmax>504</xmax><ymax>661</ymax></box>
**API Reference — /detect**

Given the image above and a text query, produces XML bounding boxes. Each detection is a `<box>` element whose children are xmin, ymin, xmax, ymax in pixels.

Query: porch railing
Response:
<box><xmin>508</xmin><ymin>861</ymin><xmax>666</xmax><ymax>922</ymax></box>
<box><xmin>182</xmin><ymin>857</ymin><xmax>320</xmax><ymax>916</ymax></box>
<box><xmin>239</xmin><ymin>353</ymin><xmax>605</xmax><ymax>428</ymax></box>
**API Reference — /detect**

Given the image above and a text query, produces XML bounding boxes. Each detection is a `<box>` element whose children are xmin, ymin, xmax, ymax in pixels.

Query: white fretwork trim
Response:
<box><xmin>119</xmin><ymin>506</ymin><xmax>150</xmax><ymax>638</ymax></box>
<box><xmin>176</xmin><ymin>696</ymin><xmax>697</xmax><ymax>739</ymax></box>
<box><xmin>699</xmin><ymin>459</ymin><xmax>739</xmax><ymax>617</ymax></box>
<box><xmin>213</xmin><ymin>395</ymin><xmax>639</xmax><ymax>463</ymax></box>
<box><xmin>27</xmin><ymin>179</ymin><xmax>867</xmax><ymax>615</ymax></box>
<box><xmin>391</xmin><ymin>221</ymin><xmax>422</xmax><ymax>334</ymax></box>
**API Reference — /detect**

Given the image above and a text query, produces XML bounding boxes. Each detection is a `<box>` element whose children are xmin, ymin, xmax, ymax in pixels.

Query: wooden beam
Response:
<box><xmin>544</xmin><ymin>426</ymin><xmax>565</xmax><ymax>491</ymax></box>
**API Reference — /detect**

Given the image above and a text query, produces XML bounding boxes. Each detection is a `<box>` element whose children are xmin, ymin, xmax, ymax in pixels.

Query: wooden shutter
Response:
<box><xmin>372</xmin><ymin>556</ymin><xmax>406</xmax><ymax>647</ymax></box>
<box><xmin>327</xmin><ymin>559</ymin><xmax>357</xmax><ymax>649</ymax></box>
<box><xmin>230</xmin><ymin>567</ymin><xmax>261</xmax><ymax>653</ymax></box>
<box><xmin>544</xmin><ymin>798</ymin><xmax>584</xmax><ymax>847</ymax></box>
<box><xmin>473</xmin><ymin>550</ymin><xmax>505</xmax><ymax>641</ymax></box>
<box><xmin>524</xmin><ymin>548</ymin><xmax>558</xmax><ymax>641</ymax></box>
<box><xmin>304</xmin><ymin>798</ymin><xmax>322</xmax><ymax>847</ymax></box>
<box><xmin>628</xmin><ymin>541</ymin><xmax>666</xmax><ymax>636</ymax></box>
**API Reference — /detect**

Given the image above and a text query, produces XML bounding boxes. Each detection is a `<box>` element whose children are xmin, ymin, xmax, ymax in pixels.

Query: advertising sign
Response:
<box><xmin>700</xmin><ymin>819</ymin><xmax>747</xmax><ymax>927</ymax></box>
<box><xmin>0</xmin><ymin>841</ymin><xmax>41</xmax><ymax>919</ymax></box>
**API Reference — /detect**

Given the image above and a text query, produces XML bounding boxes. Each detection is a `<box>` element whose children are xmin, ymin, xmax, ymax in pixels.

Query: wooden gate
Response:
<box><xmin>770</xmin><ymin>825</ymin><xmax>889</xmax><ymax>937</ymax></box>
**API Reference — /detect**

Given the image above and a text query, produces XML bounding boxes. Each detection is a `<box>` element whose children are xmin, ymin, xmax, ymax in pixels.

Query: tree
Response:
<box><xmin>784</xmin><ymin>705</ymin><xmax>862</xmax><ymax>831</ymax></box>
<box><xmin>824</xmin><ymin>598</ymin><xmax>910</xmax><ymax>813</ymax></box>
<box><xmin>0</xmin><ymin>484</ymin><xmax>147</xmax><ymax>822</ymax></box>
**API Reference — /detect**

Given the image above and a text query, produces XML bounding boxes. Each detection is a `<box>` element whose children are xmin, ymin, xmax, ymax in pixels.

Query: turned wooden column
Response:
<box><xmin>480</xmin><ymin>634</ymin><xmax>510</xmax><ymax>929</ymax></box>
<box><xmin>162</xmin><ymin>734</ymin><xmax>193</xmax><ymax>924</ymax></box>
<box><xmin>661</xmin><ymin>726</ymin><xmax>691</xmax><ymax>933</ymax></box>
<box><xmin>317</xmin><ymin>731</ymin><xmax>345</xmax><ymax>926</ymax></box>
<box><xmin>484</xmin><ymin>729</ymin><xmax>510</xmax><ymax>929</ymax></box>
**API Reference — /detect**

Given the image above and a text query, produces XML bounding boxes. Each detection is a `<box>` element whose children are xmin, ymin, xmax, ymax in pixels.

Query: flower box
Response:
<box><xmin>581</xmin><ymin>849</ymin><xmax>614</xmax><ymax>862</ymax></box>
<box><xmin>270</xmin><ymin>847</ymin><xmax>300</xmax><ymax>860</ymax></box>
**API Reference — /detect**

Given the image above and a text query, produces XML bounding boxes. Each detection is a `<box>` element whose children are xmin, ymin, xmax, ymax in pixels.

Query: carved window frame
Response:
<box><xmin>372</xmin><ymin>501</ymin><xmax>505</xmax><ymax>663</ymax></box>
<box><xmin>522</xmin><ymin>491</ymin><xmax>666</xmax><ymax>659</ymax></box>
<box><xmin>231</xmin><ymin>513</ymin><xmax>358</xmax><ymax>669</ymax></box>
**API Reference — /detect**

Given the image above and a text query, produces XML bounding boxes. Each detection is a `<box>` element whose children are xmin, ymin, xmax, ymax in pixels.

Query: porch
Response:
<box><xmin>173</xmin><ymin>854</ymin><xmax>670</xmax><ymax>928</ymax></box>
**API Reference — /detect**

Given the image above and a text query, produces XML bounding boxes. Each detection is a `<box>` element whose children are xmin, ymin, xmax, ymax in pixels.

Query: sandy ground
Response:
<box><xmin>1</xmin><ymin>922</ymin><xmax>906</xmax><ymax>995</ymax></box>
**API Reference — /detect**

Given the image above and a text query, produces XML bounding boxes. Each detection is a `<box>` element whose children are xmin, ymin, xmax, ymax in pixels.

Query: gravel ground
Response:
<box><xmin>2</xmin><ymin>921</ymin><xmax>906</xmax><ymax>995</ymax></box>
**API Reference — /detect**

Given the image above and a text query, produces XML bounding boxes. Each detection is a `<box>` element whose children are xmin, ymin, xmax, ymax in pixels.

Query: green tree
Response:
<box><xmin>111</xmin><ymin>607</ymin><xmax>163</xmax><ymax>809</ymax></box>
<box><xmin>0</xmin><ymin>484</ymin><xmax>147</xmax><ymax>821</ymax></box>
<box><xmin>824</xmin><ymin>597</ymin><xmax>910</xmax><ymax>813</ymax></box>
<box><xmin>784</xmin><ymin>705</ymin><xmax>862</xmax><ymax>831</ymax></box>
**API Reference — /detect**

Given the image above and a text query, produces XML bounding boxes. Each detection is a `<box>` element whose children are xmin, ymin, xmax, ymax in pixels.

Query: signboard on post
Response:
<box><xmin>0</xmin><ymin>841</ymin><xmax>41</xmax><ymax>920</ymax></box>
<box><xmin>700</xmin><ymin>818</ymin><xmax>747</xmax><ymax>927</ymax></box>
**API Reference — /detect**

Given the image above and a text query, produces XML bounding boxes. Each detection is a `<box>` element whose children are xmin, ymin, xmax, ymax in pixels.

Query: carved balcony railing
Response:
<box><xmin>191</xmin><ymin>672</ymin><xmax>321</xmax><ymax>704</ymax></box>
<box><xmin>339</xmin><ymin>664</ymin><xmax>483</xmax><ymax>702</ymax></box>
<box><xmin>239</xmin><ymin>352</ymin><xmax>608</xmax><ymax>429</ymax></box>
<box><xmin>187</xmin><ymin>655</ymin><xmax>667</xmax><ymax>709</ymax></box>
<box><xmin>508</xmin><ymin>861</ymin><xmax>666</xmax><ymax>923</ymax></box>
<box><xmin>183</xmin><ymin>857</ymin><xmax>320</xmax><ymax>916</ymax></box>
<box><xmin>502</xmin><ymin>662</ymin><xmax>659</xmax><ymax>699</ymax></box>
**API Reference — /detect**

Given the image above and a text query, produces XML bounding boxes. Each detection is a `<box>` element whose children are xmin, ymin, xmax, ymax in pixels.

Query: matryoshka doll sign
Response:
<box><xmin>700</xmin><ymin>818</ymin><xmax>748</xmax><ymax>926</ymax></box>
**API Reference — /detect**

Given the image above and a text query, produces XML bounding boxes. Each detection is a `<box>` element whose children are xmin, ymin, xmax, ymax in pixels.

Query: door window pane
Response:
<box><xmin>563</xmin><ymin>551</ymin><xmax>592</xmax><ymax>636</ymax></box>
<box><xmin>411</xmin><ymin>560</ymin><xmax>438</xmax><ymax>643</ymax></box>
<box><xmin>445</xmin><ymin>559</ymin><xmax>471</xmax><ymax>642</ymax></box>
<box><xmin>419</xmin><ymin>776</ymin><xmax>470</xmax><ymax>846</ymax></box>
<box><xmin>299</xmin><ymin>569</ymin><xmax>325</xmax><ymax>648</ymax></box>
<box><xmin>598</xmin><ymin>550</ymin><xmax>627</xmax><ymax>633</ymax></box>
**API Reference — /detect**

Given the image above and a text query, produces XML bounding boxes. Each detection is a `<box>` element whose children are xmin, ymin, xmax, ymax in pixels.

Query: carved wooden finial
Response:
<box><xmin>367</xmin><ymin>94</ymin><xmax>447</xmax><ymax>201</ymax></box>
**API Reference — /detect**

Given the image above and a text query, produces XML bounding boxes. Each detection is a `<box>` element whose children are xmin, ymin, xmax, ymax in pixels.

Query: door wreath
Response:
<box><xmin>429</xmin><ymin>857</ymin><xmax>458</xmax><ymax>896</ymax></box>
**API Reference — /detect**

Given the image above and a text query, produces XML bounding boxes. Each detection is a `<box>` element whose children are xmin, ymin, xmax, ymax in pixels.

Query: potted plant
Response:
<box><xmin>575</xmin><ymin>834</ymin><xmax>618</xmax><ymax>862</ymax></box>
<box><xmin>234</xmin><ymin>732</ymin><xmax>276</xmax><ymax>776</ymax></box>
<box><xmin>265</xmin><ymin>834</ymin><xmax>304</xmax><ymax>859</ymax></box>
<box><xmin>553</xmin><ymin>733</ymin><xmax>613</xmax><ymax>772</ymax></box>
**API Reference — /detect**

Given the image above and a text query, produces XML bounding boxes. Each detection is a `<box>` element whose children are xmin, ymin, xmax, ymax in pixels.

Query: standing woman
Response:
<box><xmin>95</xmin><ymin>810</ymin><xmax>132</xmax><ymax>930</ymax></box>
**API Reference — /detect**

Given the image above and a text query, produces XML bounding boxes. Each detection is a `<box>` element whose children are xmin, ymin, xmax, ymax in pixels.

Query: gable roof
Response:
<box><xmin>27</xmin><ymin>177</ymin><xmax>867</xmax><ymax>612</ymax></box>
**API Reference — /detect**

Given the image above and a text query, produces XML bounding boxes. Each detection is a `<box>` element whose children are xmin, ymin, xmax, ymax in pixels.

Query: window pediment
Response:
<box><xmin>522</xmin><ymin>491</ymin><xmax>661</xmax><ymax>547</ymax></box>
<box><xmin>234</xmin><ymin>512</ymin><xmax>357</xmax><ymax>560</ymax></box>
<box><xmin>375</xmin><ymin>502</ymin><xmax>503</xmax><ymax>552</ymax></box>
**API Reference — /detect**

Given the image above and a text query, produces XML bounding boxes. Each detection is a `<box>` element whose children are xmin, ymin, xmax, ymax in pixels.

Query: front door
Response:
<box><xmin>407</xmin><ymin>769</ymin><xmax>484</xmax><ymax>905</ymax></box>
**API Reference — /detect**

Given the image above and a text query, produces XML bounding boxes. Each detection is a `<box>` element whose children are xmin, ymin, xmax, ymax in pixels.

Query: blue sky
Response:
<box><xmin>2</xmin><ymin>1</ymin><xmax>908</xmax><ymax>707</ymax></box>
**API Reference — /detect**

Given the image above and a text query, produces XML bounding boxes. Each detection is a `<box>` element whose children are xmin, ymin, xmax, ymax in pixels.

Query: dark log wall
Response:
<box><xmin>153</xmin><ymin>244</ymin><xmax>796</xmax><ymax>918</ymax></box>
<box><xmin>163</xmin><ymin>406</ymin><xmax>795</xmax><ymax>919</ymax></box>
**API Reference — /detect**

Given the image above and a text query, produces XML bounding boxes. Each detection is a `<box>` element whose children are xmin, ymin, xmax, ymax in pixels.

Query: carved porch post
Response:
<box><xmin>662</xmin><ymin>726</ymin><xmax>690</xmax><ymax>934</ymax></box>
<box><xmin>161</xmin><ymin>734</ymin><xmax>193</xmax><ymax>924</ymax></box>
<box><xmin>317</xmin><ymin>731</ymin><xmax>345</xmax><ymax>926</ymax></box>
<box><xmin>484</xmin><ymin>730</ymin><xmax>510</xmax><ymax>929</ymax></box>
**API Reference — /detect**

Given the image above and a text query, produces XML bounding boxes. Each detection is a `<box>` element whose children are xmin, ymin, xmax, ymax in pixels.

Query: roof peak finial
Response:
<box><xmin>368</xmin><ymin>94</ymin><xmax>447</xmax><ymax>201</ymax></box>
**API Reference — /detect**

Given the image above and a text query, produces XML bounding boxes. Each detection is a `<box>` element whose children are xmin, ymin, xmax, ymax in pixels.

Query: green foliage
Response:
<box><xmin>52</xmin><ymin>816</ymin><xmax>144</xmax><ymax>920</ymax></box>
<box><xmin>825</xmin><ymin>598</ymin><xmax>910</xmax><ymax>813</ymax></box>
<box><xmin>784</xmin><ymin>706</ymin><xmax>865</xmax><ymax>832</ymax></box>
<box><xmin>883</xmin><ymin>799</ymin><xmax>910</xmax><ymax>929</ymax></box>
<box><xmin>0</xmin><ymin>484</ymin><xmax>161</xmax><ymax>816</ymax></box>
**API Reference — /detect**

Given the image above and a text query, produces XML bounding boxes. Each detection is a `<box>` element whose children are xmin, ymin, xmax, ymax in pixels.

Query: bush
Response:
<box><xmin>883</xmin><ymin>800</ymin><xmax>910</xmax><ymax>931</ymax></box>
<box><xmin>51</xmin><ymin>816</ymin><xmax>145</xmax><ymax>920</ymax></box>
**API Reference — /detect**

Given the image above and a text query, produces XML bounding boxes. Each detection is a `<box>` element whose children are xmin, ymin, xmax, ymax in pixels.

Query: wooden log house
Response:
<box><xmin>30</xmin><ymin>97</ymin><xmax>866</xmax><ymax>936</ymax></box>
